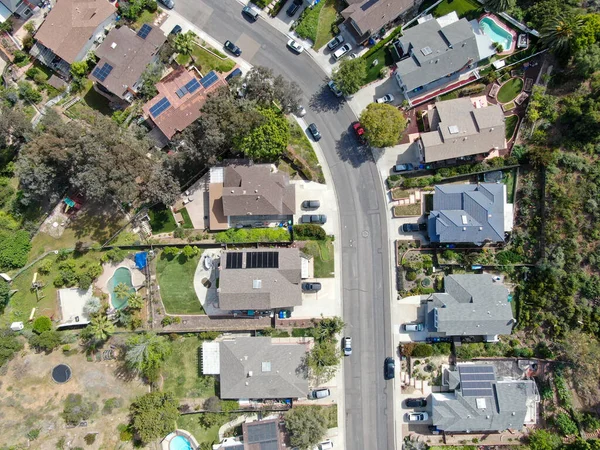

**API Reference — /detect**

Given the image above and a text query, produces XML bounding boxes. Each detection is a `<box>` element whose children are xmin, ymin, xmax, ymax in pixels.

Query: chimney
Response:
<box><xmin>111</xmin><ymin>42</ymin><xmax>117</xmax><ymax>49</ymax></box>
<box><xmin>248</xmin><ymin>371</ymin><xmax>253</xmax><ymax>377</ymax></box>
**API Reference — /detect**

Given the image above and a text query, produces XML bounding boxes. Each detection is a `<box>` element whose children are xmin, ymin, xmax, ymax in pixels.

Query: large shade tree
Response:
<box><xmin>130</xmin><ymin>392</ymin><xmax>179</xmax><ymax>444</ymax></box>
<box><xmin>332</xmin><ymin>58</ymin><xmax>367</xmax><ymax>96</ymax></box>
<box><xmin>359</xmin><ymin>103</ymin><xmax>407</xmax><ymax>148</ymax></box>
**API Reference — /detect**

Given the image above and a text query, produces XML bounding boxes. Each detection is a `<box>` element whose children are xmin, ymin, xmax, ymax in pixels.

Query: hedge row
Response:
<box><xmin>293</xmin><ymin>224</ymin><xmax>327</xmax><ymax>240</ymax></box>
<box><xmin>214</xmin><ymin>227</ymin><xmax>291</xmax><ymax>244</ymax></box>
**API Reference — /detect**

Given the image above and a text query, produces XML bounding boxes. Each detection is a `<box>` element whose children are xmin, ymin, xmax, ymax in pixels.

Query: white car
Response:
<box><xmin>343</xmin><ymin>336</ymin><xmax>352</xmax><ymax>356</ymax></box>
<box><xmin>376</xmin><ymin>94</ymin><xmax>395</xmax><ymax>103</ymax></box>
<box><xmin>349</xmin><ymin>53</ymin><xmax>358</xmax><ymax>59</ymax></box>
<box><xmin>287</xmin><ymin>39</ymin><xmax>304</xmax><ymax>53</ymax></box>
<box><xmin>296</xmin><ymin>105</ymin><xmax>307</xmax><ymax>117</ymax></box>
<box><xmin>315</xmin><ymin>440</ymin><xmax>334</xmax><ymax>450</ymax></box>
<box><xmin>407</xmin><ymin>412</ymin><xmax>429</xmax><ymax>421</ymax></box>
<box><xmin>333</xmin><ymin>43</ymin><xmax>352</xmax><ymax>60</ymax></box>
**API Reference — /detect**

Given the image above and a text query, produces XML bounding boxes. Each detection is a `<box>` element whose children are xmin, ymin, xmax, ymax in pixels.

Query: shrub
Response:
<box><xmin>13</xmin><ymin>50</ymin><xmax>28</xmax><ymax>64</ymax></box>
<box><xmin>554</xmin><ymin>412</ymin><xmax>578</xmax><ymax>436</ymax></box>
<box><xmin>405</xmin><ymin>270</ymin><xmax>417</xmax><ymax>281</ymax></box>
<box><xmin>33</xmin><ymin>316</ymin><xmax>52</xmax><ymax>334</ymax></box>
<box><xmin>459</xmin><ymin>83</ymin><xmax>486</xmax><ymax>97</ymax></box>
<box><xmin>18</xmin><ymin>81</ymin><xmax>42</xmax><ymax>103</ymax></box>
<box><xmin>38</xmin><ymin>258</ymin><xmax>53</xmax><ymax>274</ymax></box>
<box><xmin>173</xmin><ymin>227</ymin><xmax>185</xmax><ymax>239</ymax></box>
<box><xmin>62</xmin><ymin>394</ymin><xmax>98</xmax><ymax>425</ymax></box>
<box><xmin>26</xmin><ymin>429</ymin><xmax>40</xmax><ymax>440</ymax></box>
<box><xmin>432</xmin><ymin>342</ymin><xmax>452</xmax><ymax>355</ymax></box>
<box><xmin>412</xmin><ymin>343</ymin><xmax>434</xmax><ymax>357</ymax></box>
<box><xmin>214</xmin><ymin>227</ymin><xmax>291</xmax><ymax>243</ymax></box>
<box><xmin>293</xmin><ymin>224</ymin><xmax>327</xmax><ymax>240</ymax></box>
<box><xmin>84</xmin><ymin>434</ymin><xmax>96</xmax><ymax>445</ymax></box>
<box><xmin>294</xmin><ymin>2</ymin><xmax>323</xmax><ymax>42</ymax></box>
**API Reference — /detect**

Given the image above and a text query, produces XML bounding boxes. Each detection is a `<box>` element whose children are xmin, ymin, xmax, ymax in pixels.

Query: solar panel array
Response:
<box><xmin>149</xmin><ymin>97</ymin><xmax>171</xmax><ymax>118</ymax></box>
<box><xmin>92</xmin><ymin>63</ymin><xmax>113</xmax><ymax>82</ymax></box>
<box><xmin>246</xmin><ymin>251</ymin><xmax>279</xmax><ymax>269</ymax></box>
<box><xmin>185</xmin><ymin>78</ymin><xmax>201</xmax><ymax>94</ymax></box>
<box><xmin>200</xmin><ymin>70</ymin><xmax>218</xmax><ymax>89</ymax></box>
<box><xmin>175</xmin><ymin>85</ymin><xmax>188</xmax><ymax>98</ymax></box>
<box><xmin>459</xmin><ymin>365</ymin><xmax>496</xmax><ymax>397</ymax></box>
<box><xmin>137</xmin><ymin>24</ymin><xmax>152</xmax><ymax>39</ymax></box>
<box><xmin>246</xmin><ymin>421</ymin><xmax>278</xmax><ymax>447</ymax></box>
<box><xmin>226</xmin><ymin>252</ymin><xmax>243</xmax><ymax>269</ymax></box>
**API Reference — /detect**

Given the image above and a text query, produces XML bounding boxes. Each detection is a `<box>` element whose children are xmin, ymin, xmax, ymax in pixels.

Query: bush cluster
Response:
<box><xmin>293</xmin><ymin>224</ymin><xmax>326</xmax><ymax>240</ymax></box>
<box><xmin>214</xmin><ymin>227</ymin><xmax>291</xmax><ymax>243</ymax></box>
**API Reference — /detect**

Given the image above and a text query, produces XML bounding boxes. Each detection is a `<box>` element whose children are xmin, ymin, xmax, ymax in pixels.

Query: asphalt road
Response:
<box><xmin>174</xmin><ymin>1</ymin><xmax>395</xmax><ymax>448</ymax></box>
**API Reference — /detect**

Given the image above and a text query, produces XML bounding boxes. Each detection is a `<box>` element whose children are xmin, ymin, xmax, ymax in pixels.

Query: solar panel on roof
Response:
<box><xmin>459</xmin><ymin>365</ymin><xmax>494</xmax><ymax>374</ymax></box>
<box><xmin>149</xmin><ymin>97</ymin><xmax>172</xmax><ymax>118</ymax></box>
<box><xmin>137</xmin><ymin>24</ymin><xmax>152</xmax><ymax>39</ymax></box>
<box><xmin>245</xmin><ymin>251</ymin><xmax>279</xmax><ymax>269</ymax></box>
<box><xmin>246</xmin><ymin>422</ymin><xmax>278</xmax><ymax>444</ymax></box>
<box><xmin>459</xmin><ymin>365</ymin><xmax>496</xmax><ymax>397</ymax></box>
<box><xmin>92</xmin><ymin>62</ymin><xmax>113</xmax><ymax>82</ymax></box>
<box><xmin>185</xmin><ymin>78</ymin><xmax>201</xmax><ymax>93</ymax></box>
<box><xmin>460</xmin><ymin>373</ymin><xmax>496</xmax><ymax>381</ymax></box>
<box><xmin>200</xmin><ymin>71</ymin><xmax>219</xmax><ymax>89</ymax></box>
<box><xmin>225</xmin><ymin>252</ymin><xmax>243</xmax><ymax>269</ymax></box>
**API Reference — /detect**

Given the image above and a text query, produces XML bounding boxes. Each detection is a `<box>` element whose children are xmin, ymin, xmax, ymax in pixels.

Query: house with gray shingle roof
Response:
<box><xmin>428</xmin><ymin>183</ymin><xmax>513</xmax><ymax>245</ymax></box>
<box><xmin>340</xmin><ymin>0</ymin><xmax>413</xmax><ymax>44</ymax></box>
<box><xmin>419</xmin><ymin>97</ymin><xmax>506</xmax><ymax>163</ymax></box>
<box><xmin>424</xmin><ymin>274</ymin><xmax>515</xmax><ymax>342</ymax></box>
<box><xmin>202</xmin><ymin>337</ymin><xmax>310</xmax><ymax>400</ymax></box>
<box><xmin>394</xmin><ymin>12</ymin><xmax>495</xmax><ymax>101</ymax></box>
<box><xmin>432</xmin><ymin>363</ymin><xmax>539</xmax><ymax>433</ymax></box>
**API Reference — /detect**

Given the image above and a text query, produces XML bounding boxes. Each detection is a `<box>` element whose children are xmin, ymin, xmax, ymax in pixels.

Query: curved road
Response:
<box><xmin>174</xmin><ymin>1</ymin><xmax>395</xmax><ymax>448</ymax></box>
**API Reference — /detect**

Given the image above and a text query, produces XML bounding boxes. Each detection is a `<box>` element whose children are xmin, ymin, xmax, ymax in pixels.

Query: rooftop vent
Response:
<box><xmin>111</xmin><ymin>42</ymin><xmax>117</xmax><ymax>49</ymax></box>
<box><xmin>461</xmin><ymin>215</ymin><xmax>468</xmax><ymax>225</ymax></box>
<box><xmin>476</xmin><ymin>398</ymin><xmax>487</xmax><ymax>409</ymax></box>
<box><xmin>463</xmin><ymin>227</ymin><xmax>466</xmax><ymax>231</ymax></box>
<box><xmin>421</xmin><ymin>46</ymin><xmax>433</xmax><ymax>56</ymax></box>
<box><xmin>252</xmin><ymin>279</ymin><xmax>262</xmax><ymax>289</ymax></box>
<box><xmin>262</xmin><ymin>361</ymin><xmax>271</xmax><ymax>372</ymax></box>
<box><xmin>247</xmin><ymin>371</ymin><xmax>253</xmax><ymax>377</ymax></box>
<box><xmin>448</xmin><ymin>125</ymin><xmax>459</xmax><ymax>134</ymax></box>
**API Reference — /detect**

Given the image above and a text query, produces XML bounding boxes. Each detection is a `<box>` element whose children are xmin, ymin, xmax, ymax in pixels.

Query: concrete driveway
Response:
<box><xmin>349</xmin><ymin>75</ymin><xmax>404</xmax><ymax>116</ymax></box>
<box><xmin>293</xmin><ymin>278</ymin><xmax>337</xmax><ymax>318</ymax></box>
<box><xmin>393</xmin><ymin>295</ymin><xmax>428</xmax><ymax>343</ymax></box>
<box><xmin>292</xmin><ymin>179</ymin><xmax>338</xmax><ymax>237</ymax></box>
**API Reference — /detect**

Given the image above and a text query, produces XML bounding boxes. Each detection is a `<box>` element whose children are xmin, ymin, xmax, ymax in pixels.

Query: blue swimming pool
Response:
<box><xmin>479</xmin><ymin>16</ymin><xmax>513</xmax><ymax>52</ymax></box>
<box><xmin>170</xmin><ymin>435</ymin><xmax>193</xmax><ymax>450</ymax></box>
<box><xmin>107</xmin><ymin>267</ymin><xmax>134</xmax><ymax>309</ymax></box>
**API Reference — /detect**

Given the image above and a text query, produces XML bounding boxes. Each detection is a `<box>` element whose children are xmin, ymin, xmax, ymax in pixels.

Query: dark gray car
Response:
<box><xmin>302</xmin><ymin>200</ymin><xmax>321</xmax><ymax>209</ymax></box>
<box><xmin>300</xmin><ymin>214</ymin><xmax>326</xmax><ymax>224</ymax></box>
<box><xmin>302</xmin><ymin>282</ymin><xmax>322</xmax><ymax>292</ymax></box>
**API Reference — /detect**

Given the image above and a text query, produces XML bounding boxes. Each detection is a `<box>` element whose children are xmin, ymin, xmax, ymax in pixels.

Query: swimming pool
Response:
<box><xmin>169</xmin><ymin>435</ymin><xmax>193</xmax><ymax>450</ymax></box>
<box><xmin>108</xmin><ymin>267</ymin><xmax>134</xmax><ymax>309</ymax></box>
<box><xmin>479</xmin><ymin>16</ymin><xmax>513</xmax><ymax>52</ymax></box>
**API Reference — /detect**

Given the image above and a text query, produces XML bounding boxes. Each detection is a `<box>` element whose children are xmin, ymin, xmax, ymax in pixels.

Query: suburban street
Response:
<box><xmin>171</xmin><ymin>0</ymin><xmax>396</xmax><ymax>449</ymax></box>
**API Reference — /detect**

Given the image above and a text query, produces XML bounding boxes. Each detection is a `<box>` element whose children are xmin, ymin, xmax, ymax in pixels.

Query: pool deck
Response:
<box><xmin>161</xmin><ymin>429</ymin><xmax>199</xmax><ymax>450</ymax></box>
<box><xmin>96</xmin><ymin>259</ymin><xmax>146</xmax><ymax>298</ymax></box>
<box><xmin>479</xmin><ymin>13</ymin><xmax>517</xmax><ymax>55</ymax></box>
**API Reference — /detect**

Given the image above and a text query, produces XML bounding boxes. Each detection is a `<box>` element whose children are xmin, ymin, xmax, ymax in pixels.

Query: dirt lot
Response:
<box><xmin>0</xmin><ymin>343</ymin><xmax>148</xmax><ymax>449</ymax></box>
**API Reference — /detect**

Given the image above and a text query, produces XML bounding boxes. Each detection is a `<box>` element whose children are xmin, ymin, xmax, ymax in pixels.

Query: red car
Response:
<box><xmin>353</xmin><ymin>122</ymin><xmax>366</xmax><ymax>143</ymax></box>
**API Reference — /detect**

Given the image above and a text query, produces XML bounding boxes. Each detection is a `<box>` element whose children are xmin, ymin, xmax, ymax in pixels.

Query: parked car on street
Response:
<box><xmin>300</xmin><ymin>214</ymin><xmax>327</xmax><ymax>224</ymax></box>
<box><xmin>158</xmin><ymin>0</ymin><xmax>174</xmax><ymax>8</ymax></box>
<box><xmin>308</xmin><ymin>123</ymin><xmax>322</xmax><ymax>141</ymax></box>
<box><xmin>327</xmin><ymin>35</ymin><xmax>344</xmax><ymax>50</ymax></box>
<box><xmin>309</xmin><ymin>388</ymin><xmax>330</xmax><ymax>399</ymax></box>
<box><xmin>406</xmin><ymin>398</ymin><xmax>427</xmax><ymax>408</ymax></box>
<box><xmin>343</xmin><ymin>337</ymin><xmax>352</xmax><ymax>356</ymax></box>
<box><xmin>407</xmin><ymin>412</ymin><xmax>429</xmax><ymax>421</ymax></box>
<box><xmin>302</xmin><ymin>200</ymin><xmax>320</xmax><ymax>209</ymax></box>
<box><xmin>384</xmin><ymin>357</ymin><xmax>395</xmax><ymax>380</ymax></box>
<box><xmin>242</xmin><ymin>5</ymin><xmax>259</xmax><ymax>21</ymax></box>
<box><xmin>327</xmin><ymin>80</ymin><xmax>343</xmax><ymax>97</ymax></box>
<box><xmin>302</xmin><ymin>282</ymin><xmax>322</xmax><ymax>292</ymax></box>
<box><xmin>376</xmin><ymin>94</ymin><xmax>395</xmax><ymax>104</ymax></box>
<box><xmin>393</xmin><ymin>163</ymin><xmax>414</xmax><ymax>173</ymax></box>
<box><xmin>287</xmin><ymin>39</ymin><xmax>304</xmax><ymax>53</ymax></box>
<box><xmin>296</xmin><ymin>105</ymin><xmax>307</xmax><ymax>117</ymax></box>
<box><xmin>333</xmin><ymin>43</ymin><xmax>352</xmax><ymax>60</ymax></box>
<box><xmin>170</xmin><ymin>25</ymin><xmax>182</xmax><ymax>35</ymax></box>
<box><xmin>224</xmin><ymin>40</ymin><xmax>242</xmax><ymax>56</ymax></box>
<box><xmin>317</xmin><ymin>440</ymin><xmax>334</xmax><ymax>450</ymax></box>
<box><xmin>353</xmin><ymin>122</ymin><xmax>366</xmax><ymax>143</ymax></box>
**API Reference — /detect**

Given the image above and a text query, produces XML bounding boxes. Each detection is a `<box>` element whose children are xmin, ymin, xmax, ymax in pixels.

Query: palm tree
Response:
<box><xmin>173</xmin><ymin>31</ymin><xmax>196</xmax><ymax>56</ymax></box>
<box><xmin>541</xmin><ymin>13</ymin><xmax>583</xmax><ymax>56</ymax></box>
<box><xmin>485</xmin><ymin>0</ymin><xmax>514</xmax><ymax>13</ymax></box>
<box><xmin>126</xmin><ymin>293</ymin><xmax>144</xmax><ymax>310</ymax></box>
<box><xmin>88</xmin><ymin>315</ymin><xmax>115</xmax><ymax>342</ymax></box>
<box><xmin>114</xmin><ymin>282</ymin><xmax>132</xmax><ymax>300</ymax></box>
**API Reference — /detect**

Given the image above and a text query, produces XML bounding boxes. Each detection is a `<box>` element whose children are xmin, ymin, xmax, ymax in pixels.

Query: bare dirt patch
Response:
<box><xmin>0</xmin><ymin>343</ymin><xmax>148</xmax><ymax>449</ymax></box>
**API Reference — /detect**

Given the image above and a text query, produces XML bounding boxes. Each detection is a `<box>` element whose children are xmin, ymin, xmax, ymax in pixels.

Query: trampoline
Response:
<box><xmin>52</xmin><ymin>364</ymin><xmax>72</xmax><ymax>384</ymax></box>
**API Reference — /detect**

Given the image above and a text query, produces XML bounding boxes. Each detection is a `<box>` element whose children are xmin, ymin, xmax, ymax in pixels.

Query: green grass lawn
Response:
<box><xmin>180</xmin><ymin>208</ymin><xmax>194</xmax><ymax>229</ymax></box>
<box><xmin>364</xmin><ymin>45</ymin><xmax>394</xmax><ymax>84</ymax></box>
<box><xmin>131</xmin><ymin>9</ymin><xmax>158</xmax><ymax>30</ymax></box>
<box><xmin>177</xmin><ymin>413</ymin><xmax>244</xmax><ymax>447</ymax></box>
<box><xmin>439</xmin><ymin>89</ymin><xmax>460</xmax><ymax>101</ymax></box>
<box><xmin>314</xmin><ymin>0</ymin><xmax>340</xmax><ymax>50</ymax></box>
<box><xmin>502</xmin><ymin>168</ymin><xmax>517</xmax><ymax>204</ymax></box>
<box><xmin>502</xmin><ymin>101</ymin><xmax>516</xmax><ymax>111</ymax></box>
<box><xmin>393</xmin><ymin>201</ymin><xmax>422</xmax><ymax>217</ymax></box>
<box><xmin>302</xmin><ymin>240</ymin><xmax>334</xmax><ymax>278</ymax></box>
<box><xmin>497</xmin><ymin>78</ymin><xmax>523</xmax><ymax>103</ymax></box>
<box><xmin>156</xmin><ymin>252</ymin><xmax>204</xmax><ymax>314</ymax></box>
<box><xmin>295</xmin><ymin>1</ymin><xmax>324</xmax><ymax>43</ymax></box>
<box><xmin>176</xmin><ymin>53</ymin><xmax>191</xmax><ymax>66</ymax></box>
<box><xmin>505</xmin><ymin>114</ymin><xmax>519</xmax><ymax>140</ymax></box>
<box><xmin>429</xmin><ymin>0</ymin><xmax>482</xmax><ymax>19</ymax></box>
<box><xmin>287</xmin><ymin>118</ymin><xmax>325</xmax><ymax>183</ymax></box>
<box><xmin>65</xmin><ymin>80</ymin><xmax>112</xmax><ymax>122</ymax></box>
<box><xmin>148</xmin><ymin>206</ymin><xmax>177</xmax><ymax>234</ymax></box>
<box><xmin>391</xmin><ymin>189</ymin><xmax>412</xmax><ymax>200</ymax></box>
<box><xmin>192</xmin><ymin>45</ymin><xmax>235</xmax><ymax>73</ymax></box>
<box><xmin>162</xmin><ymin>337</ymin><xmax>216</xmax><ymax>398</ymax></box>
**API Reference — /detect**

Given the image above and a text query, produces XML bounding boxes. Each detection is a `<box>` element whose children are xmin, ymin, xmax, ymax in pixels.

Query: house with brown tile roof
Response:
<box><xmin>142</xmin><ymin>67</ymin><xmax>227</xmax><ymax>140</ymax></box>
<box><xmin>208</xmin><ymin>163</ymin><xmax>296</xmax><ymax>231</ymax></box>
<box><xmin>89</xmin><ymin>25</ymin><xmax>166</xmax><ymax>102</ymax></box>
<box><xmin>341</xmin><ymin>0</ymin><xmax>413</xmax><ymax>44</ymax></box>
<box><xmin>30</xmin><ymin>0</ymin><xmax>116</xmax><ymax>77</ymax></box>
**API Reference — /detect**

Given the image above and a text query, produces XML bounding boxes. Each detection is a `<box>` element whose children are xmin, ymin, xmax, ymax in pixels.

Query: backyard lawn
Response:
<box><xmin>162</xmin><ymin>337</ymin><xmax>216</xmax><ymax>398</ymax></box>
<box><xmin>131</xmin><ymin>9</ymin><xmax>158</xmax><ymax>30</ymax></box>
<box><xmin>192</xmin><ymin>44</ymin><xmax>235</xmax><ymax>73</ymax></box>
<box><xmin>156</xmin><ymin>252</ymin><xmax>205</xmax><ymax>314</ymax></box>
<box><xmin>302</xmin><ymin>240</ymin><xmax>334</xmax><ymax>278</ymax></box>
<box><xmin>505</xmin><ymin>114</ymin><xmax>519</xmax><ymax>140</ymax></box>
<box><xmin>502</xmin><ymin>168</ymin><xmax>517</xmax><ymax>203</ymax></box>
<box><xmin>427</xmin><ymin>0</ymin><xmax>482</xmax><ymax>19</ymax></box>
<box><xmin>394</xmin><ymin>201</ymin><xmax>422</xmax><ymax>217</ymax></box>
<box><xmin>497</xmin><ymin>78</ymin><xmax>523</xmax><ymax>103</ymax></box>
<box><xmin>314</xmin><ymin>0</ymin><xmax>341</xmax><ymax>50</ymax></box>
<box><xmin>287</xmin><ymin>118</ymin><xmax>325</xmax><ymax>183</ymax></box>
<box><xmin>180</xmin><ymin>208</ymin><xmax>194</xmax><ymax>229</ymax></box>
<box><xmin>177</xmin><ymin>413</ymin><xmax>244</xmax><ymax>448</ymax></box>
<box><xmin>149</xmin><ymin>205</ymin><xmax>177</xmax><ymax>234</ymax></box>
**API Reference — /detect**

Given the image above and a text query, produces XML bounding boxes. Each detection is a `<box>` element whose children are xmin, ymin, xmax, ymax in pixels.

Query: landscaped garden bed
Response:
<box><xmin>391</xmin><ymin>188</ymin><xmax>412</xmax><ymax>200</ymax></box>
<box><xmin>393</xmin><ymin>201</ymin><xmax>422</xmax><ymax>217</ymax></box>
<box><xmin>301</xmin><ymin>239</ymin><xmax>334</xmax><ymax>278</ymax></box>
<box><xmin>286</xmin><ymin>119</ymin><xmax>326</xmax><ymax>183</ymax></box>
<box><xmin>497</xmin><ymin>77</ymin><xmax>523</xmax><ymax>103</ymax></box>
<box><xmin>505</xmin><ymin>114</ymin><xmax>519</xmax><ymax>140</ymax></box>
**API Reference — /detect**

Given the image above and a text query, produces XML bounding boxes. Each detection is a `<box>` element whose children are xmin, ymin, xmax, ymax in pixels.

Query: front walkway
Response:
<box><xmin>193</xmin><ymin>250</ymin><xmax>225</xmax><ymax>315</ymax></box>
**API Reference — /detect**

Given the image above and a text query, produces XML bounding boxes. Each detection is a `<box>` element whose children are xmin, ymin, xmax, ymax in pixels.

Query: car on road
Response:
<box><xmin>353</xmin><ymin>122</ymin><xmax>366</xmax><ymax>143</ymax></box>
<box><xmin>286</xmin><ymin>0</ymin><xmax>302</xmax><ymax>16</ymax></box>
<box><xmin>393</xmin><ymin>163</ymin><xmax>414</xmax><ymax>173</ymax></box>
<box><xmin>327</xmin><ymin>35</ymin><xmax>344</xmax><ymax>50</ymax></box>
<box><xmin>300</xmin><ymin>214</ymin><xmax>327</xmax><ymax>224</ymax></box>
<box><xmin>406</xmin><ymin>398</ymin><xmax>427</xmax><ymax>408</ymax></box>
<box><xmin>403</xmin><ymin>323</ymin><xmax>424</xmax><ymax>332</ymax></box>
<box><xmin>302</xmin><ymin>282</ymin><xmax>322</xmax><ymax>292</ymax></box>
<box><xmin>308</xmin><ymin>123</ymin><xmax>322</xmax><ymax>141</ymax></box>
<box><xmin>402</xmin><ymin>223</ymin><xmax>420</xmax><ymax>233</ymax></box>
<box><xmin>302</xmin><ymin>200</ymin><xmax>320</xmax><ymax>209</ymax></box>
<box><xmin>309</xmin><ymin>388</ymin><xmax>330</xmax><ymax>399</ymax></box>
<box><xmin>242</xmin><ymin>5</ymin><xmax>259</xmax><ymax>21</ymax></box>
<box><xmin>333</xmin><ymin>43</ymin><xmax>352</xmax><ymax>60</ymax></box>
<box><xmin>327</xmin><ymin>80</ymin><xmax>343</xmax><ymax>97</ymax></box>
<box><xmin>287</xmin><ymin>39</ymin><xmax>304</xmax><ymax>53</ymax></box>
<box><xmin>316</xmin><ymin>440</ymin><xmax>334</xmax><ymax>450</ymax></box>
<box><xmin>170</xmin><ymin>25</ymin><xmax>182</xmax><ymax>35</ymax></box>
<box><xmin>384</xmin><ymin>357</ymin><xmax>395</xmax><ymax>380</ymax></box>
<box><xmin>343</xmin><ymin>336</ymin><xmax>352</xmax><ymax>356</ymax></box>
<box><xmin>224</xmin><ymin>40</ymin><xmax>242</xmax><ymax>56</ymax></box>
<box><xmin>407</xmin><ymin>412</ymin><xmax>429</xmax><ymax>422</ymax></box>
<box><xmin>376</xmin><ymin>93</ymin><xmax>395</xmax><ymax>104</ymax></box>
<box><xmin>158</xmin><ymin>0</ymin><xmax>174</xmax><ymax>8</ymax></box>
<box><xmin>296</xmin><ymin>105</ymin><xmax>307</xmax><ymax>117</ymax></box>
<box><xmin>225</xmin><ymin>68</ymin><xmax>242</xmax><ymax>83</ymax></box>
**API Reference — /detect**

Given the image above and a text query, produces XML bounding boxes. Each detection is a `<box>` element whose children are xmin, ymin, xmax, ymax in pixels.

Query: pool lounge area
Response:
<box><xmin>478</xmin><ymin>14</ymin><xmax>517</xmax><ymax>54</ymax></box>
<box><xmin>162</xmin><ymin>430</ymin><xmax>199</xmax><ymax>450</ymax></box>
<box><xmin>96</xmin><ymin>259</ymin><xmax>146</xmax><ymax>311</ymax></box>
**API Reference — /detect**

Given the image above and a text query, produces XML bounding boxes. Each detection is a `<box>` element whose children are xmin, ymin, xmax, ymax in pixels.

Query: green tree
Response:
<box><xmin>173</xmin><ymin>31</ymin><xmax>196</xmax><ymax>55</ymax></box>
<box><xmin>62</xmin><ymin>394</ymin><xmax>97</xmax><ymax>426</ymax></box>
<box><xmin>484</xmin><ymin>0</ymin><xmax>515</xmax><ymax>12</ymax></box>
<box><xmin>573</xmin><ymin>14</ymin><xmax>600</xmax><ymax>53</ymax></box>
<box><xmin>0</xmin><ymin>281</ymin><xmax>11</xmax><ymax>310</ymax></box>
<box><xmin>359</xmin><ymin>103</ymin><xmax>407</xmax><ymax>148</ymax></box>
<box><xmin>242</xmin><ymin>66</ymin><xmax>302</xmax><ymax>114</ymax></box>
<box><xmin>125</xmin><ymin>333</ymin><xmax>171</xmax><ymax>382</ymax></box>
<box><xmin>88</xmin><ymin>315</ymin><xmax>115</xmax><ymax>342</ymax></box>
<box><xmin>554</xmin><ymin>412</ymin><xmax>578</xmax><ymax>436</ymax></box>
<box><xmin>29</xmin><ymin>330</ymin><xmax>62</xmax><ymax>352</ymax></box>
<box><xmin>33</xmin><ymin>316</ymin><xmax>52</xmax><ymax>334</ymax></box>
<box><xmin>130</xmin><ymin>392</ymin><xmax>179</xmax><ymax>444</ymax></box>
<box><xmin>17</xmin><ymin>81</ymin><xmax>42</xmax><ymax>104</ymax></box>
<box><xmin>181</xmin><ymin>245</ymin><xmax>198</xmax><ymax>260</ymax></box>
<box><xmin>114</xmin><ymin>282</ymin><xmax>132</xmax><ymax>300</ymax></box>
<box><xmin>285</xmin><ymin>406</ymin><xmax>328</xmax><ymax>450</ymax></box>
<box><xmin>305</xmin><ymin>340</ymin><xmax>341</xmax><ymax>384</ymax></box>
<box><xmin>138</xmin><ymin>62</ymin><xmax>164</xmax><ymax>100</ymax></box>
<box><xmin>332</xmin><ymin>58</ymin><xmax>366</xmax><ymax>96</ymax></box>
<box><xmin>126</xmin><ymin>293</ymin><xmax>144</xmax><ymax>310</ymax></box>
<box><xmin>541</xmin><ymin>13</ymin><xmax>583</xmax><ymax>56</ymax></box>
<box><xmin>70</xmin><ymin>61</ymin><xmax>88</xmax><ymax>79</ymax></box>
<box><xmin>0</xmin><ymin>330</ymin><xmax>24</xmax><ymax>366</ymax></box>
<box><xmin>311</xmin><ymin>316</ymin><xmax>345</xmax><ymax>341</ymax></box>
<box><xmin>574</xmin><ymin>44</ymin><xmax>600</xmax><ymax>78</ymax></box>
<box><xmin>412</xmin><ymin>343</ymin><xmax>434</xmax><ymax>357</ymax></box>
<box><xmin>529</xmin><ymin>429</ymin><xmax>563</xmax><ymax>450</ymax></box>
<box><xmin>0</xmin><ymin>230</ymin><xmax>31</xmax><ymax>270</ymax></box>
<box><xmin>236</xmin><ymin>108</ymin><xmax>289</xmax><ymax>161</ymax></box>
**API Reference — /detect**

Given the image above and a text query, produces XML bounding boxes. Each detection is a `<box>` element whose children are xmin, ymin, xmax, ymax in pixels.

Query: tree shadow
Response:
<box><xmin>308</xmin><ymin>85</ymin><xmax>344</xmax><ymax>114</ymax></box>
<box><xmin>71</xmin><ymin>201</ymin><xmax>128</xmax><ymax>244</ymax></box>
<box><xmin>335</xmin><ymin>128</ymin><xmax>373</xmax><ymax>168</ymax></box>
